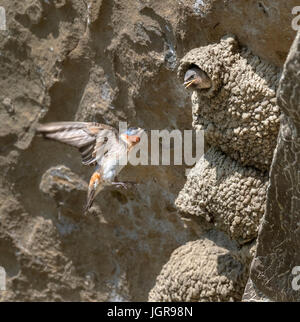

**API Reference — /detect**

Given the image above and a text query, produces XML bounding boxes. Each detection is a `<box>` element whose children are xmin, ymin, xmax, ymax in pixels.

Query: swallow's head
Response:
<box><xmin>183</xmin><ymin>66</ymin><xmax>212</xmax><ymax>91</ymax></box>
<box><xmin>120</xmin><ymin>127</ymin><xmax>144</xmax><ymax>147</ymax></box>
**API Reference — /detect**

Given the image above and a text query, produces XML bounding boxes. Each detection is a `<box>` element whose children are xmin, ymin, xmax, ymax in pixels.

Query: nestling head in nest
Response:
<box><xmin>183</xmin><ymin>65</ymin><xmax>212</xmax><ymax>91</ymax></box>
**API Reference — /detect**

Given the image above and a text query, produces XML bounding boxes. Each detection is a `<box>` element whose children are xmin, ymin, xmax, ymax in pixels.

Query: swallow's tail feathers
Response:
<box><xmin>84</xmin><ymin>188</ymin><xmax>96</xmax><ymax>215</ymax></box>
<box><xmin>84</xmin><ymin>171</ymin><xmax>102</xmax><ymax>215</ymax></box>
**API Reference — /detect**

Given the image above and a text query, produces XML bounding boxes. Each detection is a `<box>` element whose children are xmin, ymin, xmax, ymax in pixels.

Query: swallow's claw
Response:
<box><xmin>111</xmin><ymin>181</ymin><xmax>136</xmax><ymax>189</ymax></box>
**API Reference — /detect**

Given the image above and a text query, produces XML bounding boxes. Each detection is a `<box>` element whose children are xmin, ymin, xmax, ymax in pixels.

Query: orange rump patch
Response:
<box><xmin>89</xmin><ymin>172</ymin><xmax>101</xmax><ymax>186</ymax></box>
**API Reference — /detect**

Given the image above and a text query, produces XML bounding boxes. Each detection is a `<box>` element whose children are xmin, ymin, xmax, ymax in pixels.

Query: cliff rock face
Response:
<box><xmin>244</xmin><ymin>30</ymin><xmax>300</xmax><ymax>302</ymax></box>
<box><xmin>0</xmin><ymin>0</ymin><xmax>299</xmax><ymax>301</ymax></box>
<box><xmin>0</xmin><ymin>0</ymin><xmax>195</xmax><ymax>301</ymax></box>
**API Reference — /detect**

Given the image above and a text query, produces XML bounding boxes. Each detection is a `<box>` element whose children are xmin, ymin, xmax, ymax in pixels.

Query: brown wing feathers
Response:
<box><xmin>79</xmin><ymin>144</ymin><xmax>97</xmax><ymax>166</ymax></box>
<box><xmin>36</xmin><ymin>122</ymin><xmax>112</xmax><ymax>166</ymax></box>
<box><xmin>36</xmin><ymin>122</ymin><xmax>96</xmax><ymax>146</ymax></box>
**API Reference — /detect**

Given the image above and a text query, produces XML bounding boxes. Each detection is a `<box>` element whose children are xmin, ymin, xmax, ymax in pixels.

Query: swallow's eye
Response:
<box><xmin>184</xmin><ymin>71</ymin><xmax>196</xmax><ymax>83</ymax></box>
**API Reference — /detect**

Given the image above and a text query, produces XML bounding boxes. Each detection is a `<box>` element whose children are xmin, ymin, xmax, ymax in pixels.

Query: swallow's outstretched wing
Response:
<box><xmin>36</xmin><ymin>122</ymin><xmax>119</xmax><ymax>166</ymax></box>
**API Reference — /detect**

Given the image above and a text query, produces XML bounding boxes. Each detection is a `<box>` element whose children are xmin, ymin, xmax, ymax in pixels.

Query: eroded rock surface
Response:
<box><xmin>1</xmin><ymin>0</ymin><xmax>195</xmax><ymax>301</ymax></box>
<box><xmin>247</xmin><ymin>30</ymin><xmax>300</xmax><ymax>302</ymax></box>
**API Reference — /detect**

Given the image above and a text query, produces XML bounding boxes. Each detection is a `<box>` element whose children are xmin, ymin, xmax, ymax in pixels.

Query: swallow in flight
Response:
<box><xmin>37</xmin><ymin>122</ymin><xmax>144</xmax><ymax>214</ymax></box>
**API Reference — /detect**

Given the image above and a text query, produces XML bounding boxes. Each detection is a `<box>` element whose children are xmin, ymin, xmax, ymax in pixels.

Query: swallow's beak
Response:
<box><xmin>136</xmin><ymin>128</ymin><xmax>145</xmax><ymax>138</ymax></box>
<box><xmin>184</xmin><ymin>79</ymin><xmax>196</xmax><ymax>89</ymax></box>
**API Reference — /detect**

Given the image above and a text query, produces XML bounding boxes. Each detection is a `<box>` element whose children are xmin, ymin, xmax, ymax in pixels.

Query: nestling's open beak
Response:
<box><xmin>184</xmin><ymin>79</ymin><xmax>196</xmax><ymax>89</ymax></box>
